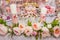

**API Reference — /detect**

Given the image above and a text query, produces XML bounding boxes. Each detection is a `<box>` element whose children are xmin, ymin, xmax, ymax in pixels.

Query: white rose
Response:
<box><xmin>13</xmin><ymin>27</ymin><xmax>21</xmax><ymax>35</ymax></box>
<box><xmin>47</xmin><ymin>24</ymin><xmax>52</xmax><ymax>28</ymax></box>
<box><xmin>42</xmin><ymin>27</ymin><xmax>49</xmax><ymax>32</ymax></box>
<box><xmin>0</xmin><ymin>24</ymin><xmax>8</xmax><ymax>35</ymax></box>
<box><xmin>2</xmin><ymin>15</ymin><xmax>7</xmax><ymax>20</ymax></box>
<box><xmin>8</xmin><ymin>28</ymin><xmax>12</xmax><ymax>33</ymax></box>
<box><xmin>57</xmin><ymin>13</ymin><xmax>60</xmax><ymax>17</ymax></box>
<box><xmin>42</xmin><ymin>27</ymin><xmax>50</xmax><ymax>37</ymax></box>
<box><xmin>24</xmin><ymin>27</ymin><xmax>33</xmax><ymax>36</ymax></box>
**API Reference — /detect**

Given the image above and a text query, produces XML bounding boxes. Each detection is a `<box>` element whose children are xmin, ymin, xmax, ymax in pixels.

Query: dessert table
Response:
<box><xmin>0</xmin><ymin>0</ymin><xmax>60</xmax><ymax>40</ymax></box>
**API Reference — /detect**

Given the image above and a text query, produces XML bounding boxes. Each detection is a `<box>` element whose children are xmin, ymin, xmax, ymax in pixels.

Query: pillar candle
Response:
<box><xmin>10</xmin><ymin>4</ymin><xmax>17</xmax><ymax>14</ymax></box>
<box><xmin>12</xmin><ymin>14</ymin><xmax>18</xmax><ymax>24</ymax></box>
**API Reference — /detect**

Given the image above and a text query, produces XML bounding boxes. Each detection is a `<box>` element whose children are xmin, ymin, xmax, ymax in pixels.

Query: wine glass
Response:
<box><xmin>45</xmin><ymin>13</ymin><xmax>56</xmax><ymax>23</ymax></box>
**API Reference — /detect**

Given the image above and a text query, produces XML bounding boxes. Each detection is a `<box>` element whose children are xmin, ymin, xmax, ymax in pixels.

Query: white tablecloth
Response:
<box><xmin>0</xmin><ymin>34</ymin><xmax>60</xmax><ymax>40</ymax></box>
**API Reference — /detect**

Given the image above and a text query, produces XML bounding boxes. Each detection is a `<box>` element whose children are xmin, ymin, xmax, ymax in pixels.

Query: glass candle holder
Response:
<box><xmin>6</xmin><ymin>16</ymin><xmax>13</xmax><ymax>26</ymax></box>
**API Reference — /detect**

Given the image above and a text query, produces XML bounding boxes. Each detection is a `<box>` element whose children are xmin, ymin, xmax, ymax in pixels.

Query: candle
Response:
<box><xmin>45</xmin><ymin>0</ymin><xmax>48</xmax><ymax>2</ymax></box>
<box><xmin>12</xmin><ymin>14</ymin><xmax>18</xmax><ymax>24</ymax></box>
<box><xmin>41</xmin><ymin>7</ymin><xmax>47</xmax><ymax>15</ymax></box>
<box><xmin>6</xmin><ymin>6</ymin><xmax>10</xmax><ymax>13</ymax></box>
<box><xmin>10</xmin><ymin>4</ymin><xmax>17</xmax><ymax>14</ymax></box>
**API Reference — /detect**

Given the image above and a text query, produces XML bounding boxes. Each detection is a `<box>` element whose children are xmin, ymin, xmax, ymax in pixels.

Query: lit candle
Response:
<box><xmin>6</xmin><ymin>6</ymin><xmax>10</xmax><ymax>13</ymax></box>
<box><xmin>41</xmin><ymin>7</ymin><xmax>47</xmax><ymax>15</ymax></box>
<box><xmin>45</xmin><ymin>0</ymin><xmax>48</xmax><ymax>2</ymax></box>
<box><xmin>10</xmin><ymin>4</ymin><xmax>17</xmax><ymax>14</ymax></box>
<box><xmin>12</xmin><ymin>14</ymin><xmax>18</xmax><ymax>24</ymax></box>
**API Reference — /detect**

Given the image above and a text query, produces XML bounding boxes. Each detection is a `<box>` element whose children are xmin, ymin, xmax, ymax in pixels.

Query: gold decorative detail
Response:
<box><xmin>23</xmin><ymin>2</ymin><xmax>38</xmax><ymax>7</ymax></box>
<box><xmin>6</xmin><ymin>0</ymin><xmax>10</xmax><ymax>3</ymax></box>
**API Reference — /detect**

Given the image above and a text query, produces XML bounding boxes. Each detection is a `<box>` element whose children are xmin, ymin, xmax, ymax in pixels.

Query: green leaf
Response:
<box><xmin>0</xmin><ymin>19</ymin><xmax>4</xmax><ymax>24</ymax></box>
<box><xmin>3</xmin><ymin>21</ymin><xmax>7</xmax><ymax>26</ymax></box>
<box><xmin>49</xmin><ymin>28</ymin><xmax>53</xmax><ymax>35</ymax></box>
<box><xmin>35</xmin><ymin>35</ymin><xmax>38</xmax><ymax>40</ymax></box>
<box><xmin>44</xmin><ymin>22</ymin><xmax>47</xmax><ymax>27</ymax></box>
<box><xmin>27</xmin><ymin>20</ymin><xmax>32</xmax><ymax>26</ymax></box>
<box><xmin>24</xmin><ymin>34</ymin><xmax>27</xmax><ymax>37</ymax></box>
<box><xmin>38</xmin><ymin>30</ymin><xmax>43</xmax><ymax>33</ymax></box>
<box><xmin>0</xmin><ymin>19</ymin><xmax>7</xmax><ymax>26</ymax></box>
<box><xmin>51</xmin><ymin>20</ymin><xmax>59</xmax><ymax>27</ymax></box>
<box><xmin>40</xmin><ymin>32</ymin><xmax>42</xmax><ymax>39</ymax></box>
<box><xmin>13</xmin><ymin>23</ymin><xmax>19</xmax><ymax>28</ymax></box>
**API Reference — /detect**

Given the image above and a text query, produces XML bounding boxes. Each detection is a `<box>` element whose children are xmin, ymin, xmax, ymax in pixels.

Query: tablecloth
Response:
<box><xmin>0</xmin><ymin>34</ymin><xmax>60</xmax><ymax>40</ymax></box>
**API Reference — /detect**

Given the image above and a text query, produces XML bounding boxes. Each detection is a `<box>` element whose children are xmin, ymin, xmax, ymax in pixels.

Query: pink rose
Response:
<box><xmin>45</xmin><ymin>5</ymin><xmax>55</xmax><ymax>14</ymax></box>
<box><xmin>53</xmin><ymin>26</ymin><xmax>60</xmax><ymax>37</ymax></box>
<box><xmin>32</xmin><ymin>23</ymin><xmax>41</xmax><ymax>31</ymax></box>
<box><xmin>32</xmin><ymin>31</ymin><xmax>37</xmax><ymax>36</ymax></box>
<box><xmin>19</xmin><ymin>24</ymin><xmax>25</xmax><ymax>33</ymax></box>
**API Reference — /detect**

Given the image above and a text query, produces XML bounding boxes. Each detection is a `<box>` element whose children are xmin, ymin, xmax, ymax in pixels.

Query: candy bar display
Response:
<box><xmin>0</xmin><ymin>0</ymin><xmax>60</xmax><ymax>40</ymax></box>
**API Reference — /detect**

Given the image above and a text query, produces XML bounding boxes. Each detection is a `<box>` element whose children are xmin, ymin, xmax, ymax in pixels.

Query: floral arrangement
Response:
<box><xmin>0</xmin><ymin>14</ymin><xmax>60</xmax><ymax>40</ymax></box>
